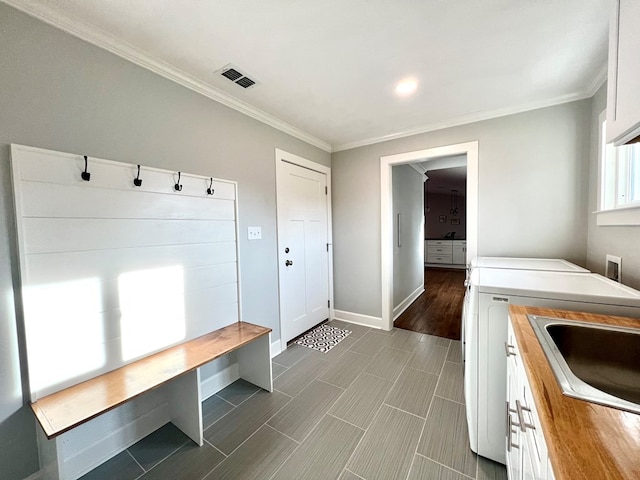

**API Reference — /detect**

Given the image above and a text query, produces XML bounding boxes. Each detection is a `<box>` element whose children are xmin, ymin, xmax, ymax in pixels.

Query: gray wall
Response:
<box><xmin>333</xmin><ymin>100</ymin><xmax>592</xmax><ymax>318</ymax></box>
<box><xmin>392</xmin><ymin>165</ymin><xmax>424</xmax><ymax>308</ymax></box>
<box><xmin>0</xmin><ymin>5</ymin><xmax>329</xmax><ymax>478</ymax></box>
<box><xmin>586</xmin><ymin>83</ymin><xmax>640</xmax><ymax>289</ymax></box>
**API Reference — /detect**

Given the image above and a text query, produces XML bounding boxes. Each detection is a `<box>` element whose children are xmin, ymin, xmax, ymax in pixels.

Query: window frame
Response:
<box><xmin>595</xmin><ymin>109</ymin><xmax>640</xmax><ymax>226</ymax></box>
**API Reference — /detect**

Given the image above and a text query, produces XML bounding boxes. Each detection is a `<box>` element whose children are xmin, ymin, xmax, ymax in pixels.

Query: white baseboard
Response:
<box><xmin>333</xmin><ymin>309</ymin><xmax>384</xmax><ymax>330</ymax></box>
<box><xmin>270</xmin><ymin>339</ymin><xmax>282</xmax><ymax>358</ymax></box>
<box><xmin>393</xmin><ymin>285</ymin><xmax>424</xmax><ymax>320</ymax></box>
<box><xmin>200</xmin><ymin>363</ymin><xmax>240</xmax><ymax>401</ymax></box>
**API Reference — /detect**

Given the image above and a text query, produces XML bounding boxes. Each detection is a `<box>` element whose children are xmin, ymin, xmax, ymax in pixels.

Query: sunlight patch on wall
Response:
<box><xmin>23</xmin><ymin>278</ymin><xmax>105</xmax><ymax>396</ymax></box>
<box><xmin>118</xmin><ymin>266</ymin><xmax>186</xmax><ymax>361</ymax></box>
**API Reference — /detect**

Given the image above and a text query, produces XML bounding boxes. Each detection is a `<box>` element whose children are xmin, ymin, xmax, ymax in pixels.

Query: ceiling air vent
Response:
<box><xmin>218</xmin><ymin>64</ymin><xmax>258</xmax><ymax>89</ymax></box>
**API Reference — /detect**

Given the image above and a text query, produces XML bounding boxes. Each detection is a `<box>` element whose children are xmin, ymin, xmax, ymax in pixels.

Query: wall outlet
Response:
<box><xmin>605</xmin><ymin>254</ymin><xmax>621</xmax><ymax>283</ymax></box>
<box><xmin>248</xmin><ymin>226</ymin><xmax>262</xmax><ymax>240</ymax></box>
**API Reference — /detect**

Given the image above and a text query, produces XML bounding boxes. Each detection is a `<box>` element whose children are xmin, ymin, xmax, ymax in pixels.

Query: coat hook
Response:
<box><xmin>174</xmin><ymin>172</ymin><xmax>183</xmax><ymax>191</ymax></box>
<box><xmin>207</xmin><ymin>177</ymin><xmax>215</xmax><ymax>195</ymax></box>
<box><xmin>81</xmin><ymin>156</ymin><xmax>91</xmax><ymax>181</ymax></box>
<box><xmin>133</xmin><ymin>165</ymin><xmax>143</xmax><ymax>187</ymax></box>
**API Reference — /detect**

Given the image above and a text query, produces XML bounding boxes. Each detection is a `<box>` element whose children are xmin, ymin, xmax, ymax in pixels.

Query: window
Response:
<box><xmin>597</xmin><ymin>111</ymin><xmax>640</xmax><ymax>225</ymax></box>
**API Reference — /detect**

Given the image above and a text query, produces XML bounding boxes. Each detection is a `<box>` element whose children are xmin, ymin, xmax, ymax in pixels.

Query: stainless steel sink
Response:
<box><xmin>528</xmin><ymin>315</ymin><xmax>640</xmax><ymax>414</ymax></box>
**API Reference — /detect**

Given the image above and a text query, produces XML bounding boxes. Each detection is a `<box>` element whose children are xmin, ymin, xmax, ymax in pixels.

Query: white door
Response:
<box><xmin>276</xmin><ymin>155</ymin><xmax>330</xmax><ymax>343</ymax></box>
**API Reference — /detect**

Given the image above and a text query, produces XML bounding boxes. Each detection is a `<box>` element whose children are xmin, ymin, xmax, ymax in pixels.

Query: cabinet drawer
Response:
<box><xmin>427</xmin><ymin>245</ymin><xmax>453</xmax><ymax>255</ymax></box>
<box><xmin>426</xmin><ymin>240</ymin><xmax>449</xmax><ymax>246</ymax></box>
<box><xmin>427</xmin><ymin>254</ymin><xmax>452</xmax><ymax>264</ymax></box>
<box><xmin>452</xmin><ymin>240</ymin><xmax>466</xmax><ymax>246</ymax></box>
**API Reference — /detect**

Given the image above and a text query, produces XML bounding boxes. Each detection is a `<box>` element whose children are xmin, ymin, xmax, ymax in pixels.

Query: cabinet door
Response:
<box><xmin>453</xmin><ymin>245</ymin><xmax>466</xmax><ymax>265</ymax></box>
<box><xmin>607</xmin><ymin>0</ymin><xmax>640</xmax><ymax>144</ymax></box>
<box><xmin>506</xmin><ymin>321</ymin><xmax>522</xmax><ymax>479</ymax></box>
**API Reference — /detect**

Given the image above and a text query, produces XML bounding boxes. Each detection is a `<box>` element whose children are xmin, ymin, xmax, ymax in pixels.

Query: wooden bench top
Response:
<box><xmin>31</xmin><ymin>321</ymin><xmax>271</xmax><ymax>439</ymax></box>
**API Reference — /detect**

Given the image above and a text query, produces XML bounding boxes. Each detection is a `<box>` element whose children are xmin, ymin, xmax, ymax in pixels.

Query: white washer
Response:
<box><xmin>461</xmin><ymin>258</ymin><xmax>589</xmax><ymax>364</ymax></box>
<box><xmin>464</xmin><ymin>268</ymin><xmax>640</xmax><ymax>465</ymax></box>
<box><xmin>469</xmin><ymin>257</ymin><xmax>589</xmax><ymax>273</ymax></box>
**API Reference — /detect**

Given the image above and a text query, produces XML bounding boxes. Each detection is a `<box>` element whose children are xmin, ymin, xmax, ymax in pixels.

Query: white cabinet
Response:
<box><xmin>452</xmin><ymin>240</ymin><xmax>466</xmax><ymax>265</ymax></box>
<box><xmin>506</xmin><ymin>318</ymin><xmax>553</xmax><ymax>480</ymax></box>
<box><xmin>426</xmin><ymin>239</ymin><xmax>465</xmax><ymax>265</ymax></box>
<box><xmin>606</xmin><ymin>0</ymin><xmax>640</xmax><ymax>145</ymax></box>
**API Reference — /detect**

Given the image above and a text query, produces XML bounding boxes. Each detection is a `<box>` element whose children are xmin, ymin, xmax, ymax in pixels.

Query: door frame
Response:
<box><xmin>275</xmin><ymin>148</ymin><xmax>334</xmax><ymax>346</ymax></box>
<box><xmin>380</xmin><ymin>141</ymin><xmax>479</xmax><ymax>331</ymax></box>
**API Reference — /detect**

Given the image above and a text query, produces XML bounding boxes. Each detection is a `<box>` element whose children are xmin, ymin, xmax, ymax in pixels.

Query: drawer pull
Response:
<box><xmin>516</xmin><ymin>400</ymin><xmax>535</xmax><ymax>432</ymax></box>
<box><xmin>505</xmin><ymin>342</ymin><xmax>516</xmax><ymax>357</ymax></box>
<box><xmin>506</xmin><ymin>402</ymin><xmax>520</xmax><ymax>452</ymax></box>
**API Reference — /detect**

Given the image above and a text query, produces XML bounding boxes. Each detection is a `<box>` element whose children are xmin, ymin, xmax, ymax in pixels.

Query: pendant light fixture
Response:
<box><xmin>450</xmin><ymin>189</ymin><xmax>458</xmax><ymax>215</ymax></box>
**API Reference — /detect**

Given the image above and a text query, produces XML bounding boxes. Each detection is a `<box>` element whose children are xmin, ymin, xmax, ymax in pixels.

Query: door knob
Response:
<box><xmin>285</xmin><ymin>260</ymin><xmax>293</xmax><ymax>266</ymax></box>
<box><xmin>285</xmin><ymin>247</ymin><xmax>290</xmax><ymax>253</ymax></box>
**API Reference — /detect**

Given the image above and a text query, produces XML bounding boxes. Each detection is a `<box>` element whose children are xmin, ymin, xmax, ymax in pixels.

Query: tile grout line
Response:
<box><xmin>407</xmin><ymin>344</ymin><xmax>449</xmax><ymax>479</ymax></box>
<box><xmin>414</xmin><ymin>452</ymin><xmax>476</xmax><ymax>480</ymax></box>
<box><xmin>125</xmin><ymin>448</ymin><xmax>145</xmax><ymax>475</ymax></box>
<box><xmin>340</xmin><ymin>339</ymin><xmax>414</xmax><ymax>478</ymax></box>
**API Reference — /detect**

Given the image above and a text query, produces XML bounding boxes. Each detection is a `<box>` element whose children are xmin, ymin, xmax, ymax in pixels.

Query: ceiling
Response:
<box><xmin>4</xmin><ymin>0</ymin><xmax>609</xmax><ymax>152</ymax></box>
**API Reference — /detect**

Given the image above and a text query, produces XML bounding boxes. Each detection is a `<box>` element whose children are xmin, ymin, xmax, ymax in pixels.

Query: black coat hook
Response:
<box><xmin>81</xmin><ymin>156</ymin><xmax>91</xmax><ymax>181</ymax></box>
<box><xmin>174</xmin><ymin>172</ymin><xmax>183</xmax><ymax>191</ymax></box>
<box><xmin>207</xmin><ymin>177</ymin><xmax>215</xmax><ymax>195</ymax></box>
<box><xmin>133</xmin><ymin>165</ymin><xmax>142</xmax><ymax>187</ymax></box>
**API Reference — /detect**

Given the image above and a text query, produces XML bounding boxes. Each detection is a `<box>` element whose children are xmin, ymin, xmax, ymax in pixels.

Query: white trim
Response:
<box><xmin>3</xmin><ymin>0</ymin><xmax>331</xmax><ymax>153</ymax></box>
<box><xmin>381</xmin><ymin>142</ymin><xmax>479</xmax><ymax>331</ymax></box>
<box><xmin>595</xmin><ymin>206</ymin><xmax>640</xmax><ymax>225</ymax></box>
<box><xmin>199</xmin><ymin>363</ymin><xmax>240</xmax><ymax>400</ymax></box>
<box><xmin>392</xmin><ymin>285</ymin><xmax>425</xmax><ymax>320</ymax></box>
<box><xmin>332</xmin><ymin>309</ymin><xmax>384</xmax><ymax>330</ymax></box>
<box><xmin>274</xmin><ymin>149</ymin><xmax>334</xmax><ymax>343</ymax></box>
<box><xmin>585</xmin><ymin>63</ymin><xmax>608</xmax><ymax>98</ymax></box>
<box><xmin>333</xmin><ymin>93</ymin><xmax>594</xmax><ymax>152</ymax></box>
<box><xmin>270</xmin><ymin>339</ymin><xmax>283</xmax><ymax>357</ymax></box>
<box><xmin>409</xmin><ymin>162</ymin><xmax>427</xmax><ymax>176</ymax></box>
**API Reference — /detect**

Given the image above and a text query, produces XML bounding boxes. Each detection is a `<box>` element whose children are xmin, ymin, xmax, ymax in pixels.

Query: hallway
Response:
<box><xmin>394</xmin><ymin>268</ymin><xmax>466</xmax><ymax>340</ymax></box>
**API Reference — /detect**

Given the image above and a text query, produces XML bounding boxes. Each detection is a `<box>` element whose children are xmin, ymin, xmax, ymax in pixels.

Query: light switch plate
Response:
<box><xmin>248</xmin><ymin>226</ymin><xmax>262</xmax><ymax>240</ymax></box>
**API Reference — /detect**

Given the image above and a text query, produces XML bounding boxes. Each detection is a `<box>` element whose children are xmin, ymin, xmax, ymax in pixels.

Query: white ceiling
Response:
<box><xmin>5</xmin><ymin>0</ymin><xmax>609</xmax><ymax>152</ymax></box>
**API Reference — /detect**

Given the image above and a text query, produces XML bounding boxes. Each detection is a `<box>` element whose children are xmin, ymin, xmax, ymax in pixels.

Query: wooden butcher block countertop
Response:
<box><xmin>509</xmin><ymin>305</ymin><xmax>640</xmax><ymax>480</ymax></box>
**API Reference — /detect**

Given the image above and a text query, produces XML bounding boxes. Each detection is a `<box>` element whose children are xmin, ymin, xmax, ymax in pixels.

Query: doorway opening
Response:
<box><xmin>380</xmin><ymin>141</ymin><xmax>478</xmax><ymax>332</ymax></box>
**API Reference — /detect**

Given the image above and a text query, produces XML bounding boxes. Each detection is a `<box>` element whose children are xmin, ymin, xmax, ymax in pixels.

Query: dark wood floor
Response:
<box><xmin>394</xmin><ymin>267</ymin><xmax>466</xmax><ymax>340</ymax></box>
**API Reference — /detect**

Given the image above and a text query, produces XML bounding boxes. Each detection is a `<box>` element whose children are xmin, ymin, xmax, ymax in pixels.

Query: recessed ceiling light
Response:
<box><xmin>395</xmin><ymin>79</ymin><xmax>417</xmax><ymax>96</ymax></box>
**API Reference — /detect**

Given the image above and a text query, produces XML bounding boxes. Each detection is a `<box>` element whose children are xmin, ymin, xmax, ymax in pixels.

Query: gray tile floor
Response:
<box><xmin>81</xmin><ymin>320</ymin><xmax>507</xmax><ymax>480</ymax></box>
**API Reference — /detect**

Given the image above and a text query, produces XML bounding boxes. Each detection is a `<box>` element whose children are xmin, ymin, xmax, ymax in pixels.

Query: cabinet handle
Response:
<box><xmin>505</xmin><ymin>342</ymin><xmax>516</xmax><ymax>357</ymax></box>
<box><xmin>516</xmin><ymin>400</ymin><xmax>536</xmax><ymax>432</ymax></box>
<box><xmin>506</xmin><ymin>402</ymin><xmax>520</xmax><ymax>452</ymax></box>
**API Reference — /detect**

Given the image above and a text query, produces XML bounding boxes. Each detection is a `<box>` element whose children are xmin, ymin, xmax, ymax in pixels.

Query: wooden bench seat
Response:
<box><xmin>31</xmin><ymin>321</ymin><xmax>272</xmax><ymax>439</ymax></box>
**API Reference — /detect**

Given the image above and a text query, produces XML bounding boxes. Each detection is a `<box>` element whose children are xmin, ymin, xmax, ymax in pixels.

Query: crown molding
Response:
<box><xmin>585</xmin><ymin>63</ymin><xmax>608</xmax><ymax>97</ymax></box>
<box><xmin>3</xmin><ymin>0</ymin><xmax>332</xmax><ymax>153</ymax></box>
<box><xmin>333</xmin><ymin>89</ymin><xmax>598</xmax><ymax>152</ymax></box>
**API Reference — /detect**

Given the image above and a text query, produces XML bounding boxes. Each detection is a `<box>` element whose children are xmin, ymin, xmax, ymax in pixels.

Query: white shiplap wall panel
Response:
<box><xmin>19</xmin><ymin>181</ymin><xmax>236</xmax><ymax>220</ymax></box>
<box><xmin>10</xmin><ymin>144</ymin><xmax>241</xmax><ymax>401</ymax></box>
<box><xmin>14</xmin><ymin>147</ymin><xmax>236</xmax><ymax>200</ymax></box>
<box><xmin>22</xmin><ymin>218</ymin><xmax>236</xmax><ymax>254</ymax></box>
<box><xmin>25</xmin><ymin>242</ymin><xmax>237</xmax><ymax>284</ymax></box>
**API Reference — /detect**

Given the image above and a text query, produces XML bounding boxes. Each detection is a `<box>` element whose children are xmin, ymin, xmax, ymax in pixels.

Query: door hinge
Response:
<box><xmin>325</xmin><ymin>186</ymin><xmax>328</xmax><ymax>195</ymax></box>
<box><xmin>326</xmin><ymin>243</ymin><xmax>329</xmax><ymax>252</ymax></box>
<box><xmin>328</xmin><ymin>300</ymin><xmax>330</xmax><ymax>308</ymax></box>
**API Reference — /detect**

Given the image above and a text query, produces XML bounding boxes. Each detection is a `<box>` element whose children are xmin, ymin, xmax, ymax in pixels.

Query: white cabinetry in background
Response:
<box><xmin>506</xmin><ymin>317</ymin><xmax>553</xmax><ymax>480</ymax></box>
<box><xmin>607</xmin><ymin>0</ymin><xmax>640</xmax><ymax>145</ymax></box>
<box><xmin>426</xmin><ymin>239</ymin><xmax>466</xmax><ymax>265</ymax></box>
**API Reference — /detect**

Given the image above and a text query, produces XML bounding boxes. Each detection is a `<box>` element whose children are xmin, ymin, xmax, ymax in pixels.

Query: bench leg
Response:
<box><xmin>167</xmin><ymin>369</ymin><xmax>203</xmax><ymax>446</ymax></box>
<box><xmin>237</xmin><ymin>332</ymin><xmax>273</xmax><ymax>392</ymax></box>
